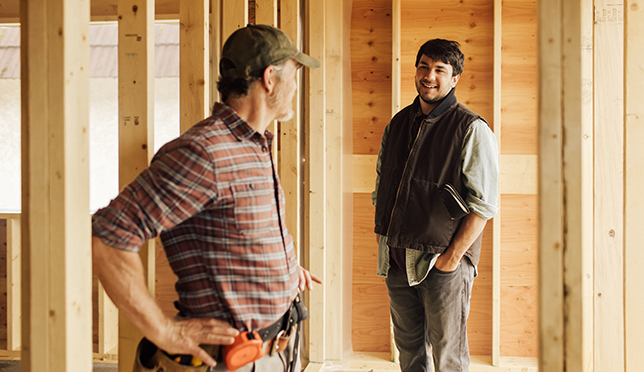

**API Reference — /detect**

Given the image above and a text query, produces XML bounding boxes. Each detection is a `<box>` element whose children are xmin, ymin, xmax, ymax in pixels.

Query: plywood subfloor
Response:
<box><xmin>305</xmin><ymin>352</ymin><xmax>537</xmax><ymax>372</ymax></box>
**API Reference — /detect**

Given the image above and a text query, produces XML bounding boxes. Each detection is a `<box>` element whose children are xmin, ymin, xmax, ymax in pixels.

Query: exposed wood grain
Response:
<box><xmin>501</xmin><ymin>0</ymin><xmax>537</xmax><ymax>156</ymax></box>
<box><xmin>155</xmin><ymin>242</ymin><xmax>179</xmax><ymax>317</ymax></box>
<box><xmin>500</xmin><ymin>286</ymin><xmax>537</xmax><ymax>357</ymax></box>
<box><xmin>0</xmin><ymin>219</ymin><xmax>6</xmax><ymax>350</ymax></box>
<box><xmin>624</xmin><ymin>1</ymin><xmax>644</xmax><ymax>370</ymax></box>
<box><xmin>179</xmin><ymin>0</ymin><xmax>209</xmax><ymax>133</ymax></box>
<box><xmin>351</xmin><ymin>2</ymin><xmax>392</xmax><ymax>155</ymax></box>
<box><xmin>117</xmin><ymin>0</ymin><xmax>156</xmax><ymax>369</ymax></box>
<box><xmin>593</xmin><ymin>0</ymin><xmax>625</xmax><ymax>370</ymax></box>
<box><xmin>500</xmin><ymin>195</ymin><xmax>538</xmax><ymax>288</ymax></box>
<box><xmin>21</xmin><ymin>0</ymin><xmax>93</xmax><ymax>370</ymax></box>
<box><xmin>278</xmin><ymin>0</ymin><xmax>301</xmax><ymax>254</ymax></box>
<box><xmin>305</xmin><ymin>0</ymin><xmax>326</xmax><ymax>362</ymax></box>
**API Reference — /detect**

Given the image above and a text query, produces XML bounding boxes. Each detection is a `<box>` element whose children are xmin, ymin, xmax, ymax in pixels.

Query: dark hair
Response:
<box><xmin>415</xmin><ymin>39</ymin><xmax>464</xmax><ymax>76</ymax></box>
<box><xmin>216</xmin><ymin>75</ymin><xmax>260</xmax><ymax>103</ymax></box>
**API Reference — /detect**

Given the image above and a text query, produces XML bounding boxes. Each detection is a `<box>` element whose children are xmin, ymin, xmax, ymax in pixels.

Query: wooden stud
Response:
<box><xmin>624</xmin><ymin>1</ymin><xmax>644</xmax><ymax>370</ymax></box>
<box><xmin>392</xmin><ymin>0</ymin><xmax>401</xmax><ymax>116</ymax></box>
<box><xmin>538</xmin><ymin>0</ymin><xmax>565</xmax><ymax>370</ymax></box>
<box><xmin>254</xmin><ymin>0</ymin><xmax>278</xmax><ymax>170</ymax></box>
<box><xmin>20</xmin><ymin>0</ymin><xmax>93</xmax><ymax>370</ymax></box>
<box><xmin>4</xmin><ymin>214</ymin><xmax>21</xmax><ymax>351</ymax></box>
<box><xmin>580</xmin><ymin>1</ymin><xmax>594</xmax><ymax>371</ymax></box>
<box><xmin>390</xmin><ymin>0</ymin><xmax>401</xmax><ymax>362</ymax></box>
<box><xmin>279</xmin><ymin>0</ymin><xmax>301</xmax><ymax>255</ymax></box>
<box><xmin>305</xmin><ymin>0</ymin><xmax>326</xmax><ymax>363</ymax></box>
<box><xmin>255</xmin><ymin>0</ymin><xmax>276</xmax><ymax>25</ymax></box>
<box><xmin>180</xmin><ymin>0</ymin><xmax>210</xmax><ymax>133</ymax></box>
<box><xmin>539</xmin><ymin>0</ymin><xmax>587</xmax><ymax>371</ymax></box>
<box><xmin>593</xmin><ymin>0</ymin><xmax>624</xmax><ymax>370</ymax></box>
<box><xmin>221</xmin><ymin>0</ymin><xmax>248</xmax><ymax>42</ymax></box>
<box><xmin>117</xmin><ymin>1</ymin><xmax>156</xmax><ymax>370</ymax></box>
<box><xmin>210</xmin><ymin>0</ymin><xmax>222</xmax><ymax>106</ymax></box>
<box><xmin>492</xmin><ymin>0</ymin><xmax>502</xmax><ymax>365</ymax></box>
<box><xmin>97</xmin><ymin>281</ymin><xmax>118</xmax><ymax>355</ymax></box>
<box><xmin>19</xmin><ymin>2</ymin><xmax>31</xmax><ymax>367</ymax></box>
<box><xmin>323</xmin><ymin>0</ymin><xmax>353</xmax><ymax>361</ymax></box>
<box><xmin>561</xmin><ymin>1</ymin><xmax>585</xmax><ymax>370</ymax></box>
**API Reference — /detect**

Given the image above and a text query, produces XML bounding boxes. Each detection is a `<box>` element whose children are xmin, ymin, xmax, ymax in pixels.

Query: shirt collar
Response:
<box><xmin>212</xmin><ymin>102</ymin><xmax>259</xmax><ymax>142</ymax></box>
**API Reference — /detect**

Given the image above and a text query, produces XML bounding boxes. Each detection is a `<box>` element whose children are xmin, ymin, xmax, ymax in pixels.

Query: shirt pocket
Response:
<box><xmin>231</xmin><ymin>181</ymin><xmax>277</xmax><ymax>236</ymax></box>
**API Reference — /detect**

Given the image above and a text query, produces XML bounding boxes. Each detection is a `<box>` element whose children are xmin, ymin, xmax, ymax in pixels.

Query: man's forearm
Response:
<box><xmin>92</xmin><ymin>236</ymin><xmax>169</xmax><ymax>342</ymax></box>
<box><xmin>440</xmin><ymin>212</ymin><xmax>487</xmax><ymax>267</ymax></box>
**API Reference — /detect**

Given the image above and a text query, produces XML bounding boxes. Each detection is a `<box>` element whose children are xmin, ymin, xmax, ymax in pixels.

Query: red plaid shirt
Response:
<box><xmin>92</xmin><ymin>103</ymin><xmax>299</xmax><ymax>329</ymax></box>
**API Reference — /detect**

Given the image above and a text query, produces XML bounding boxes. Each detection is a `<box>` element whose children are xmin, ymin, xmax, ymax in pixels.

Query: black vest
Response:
<box><xmin>374</xmin><ymin>90</ymin><xmax>486</xmax><ymax>265</ymax></box>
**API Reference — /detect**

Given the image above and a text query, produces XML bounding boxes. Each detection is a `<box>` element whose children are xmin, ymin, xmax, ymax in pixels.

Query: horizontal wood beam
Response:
<box><xmin>1</xmin><ymin>0</ymin><xmax>181</xmax><ymax>22</ymax></box>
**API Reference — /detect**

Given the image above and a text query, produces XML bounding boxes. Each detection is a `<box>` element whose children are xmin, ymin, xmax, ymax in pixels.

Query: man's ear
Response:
<box><xmin>262</xmin><ymin>65</ymin><xmax>276</xmax><ymax>93</ymax></box>
<box><xmin>451</xmin><ymin>74</ymin><xmax>461</xmax><ymax>88</ymax></box>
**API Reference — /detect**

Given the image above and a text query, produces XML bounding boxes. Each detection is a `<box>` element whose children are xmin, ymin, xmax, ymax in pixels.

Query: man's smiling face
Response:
<box><xmin>414</xmin><ymin>54</ymin><xmax>460</xmax><ymax>113</ymax></box>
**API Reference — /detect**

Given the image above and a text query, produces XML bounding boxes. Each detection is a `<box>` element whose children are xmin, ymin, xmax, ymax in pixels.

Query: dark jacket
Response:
<box><xmin>374</xmin><ymin>89</ymin><xmax>485</xmax><ymax>265</ymax></box>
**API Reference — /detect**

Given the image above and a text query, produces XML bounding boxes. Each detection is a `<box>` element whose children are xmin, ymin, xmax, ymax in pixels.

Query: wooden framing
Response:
<box><xmin>538</xmin><ymin>0</ymin><xmax>587</xmax><ymax>370</ymax></box>
<box><xmin>492</xmin><ymin>0</ymin><xmax>502</xmax><ymax>365</ymax></box>
<box><xmin>304</xmin><ymin>0</ymin><xmax>326</xmax><ymax>363</ymax></box>
<box><xmin>117</xmin><ymin>0</ymin><xmax>156</xmax><ymax>370</ymax></box>
<box><xmin>624</xmin><ymin>1</ymin><xmax>644</xmax><ymax>370</ymax></box>
<box><xmin>179</xmin><ymin>0</ymin><xmax>209</xmax><ymax>133</ymax></box>
<box><xmin>20</xmin><ymin>0</ymin><xmax>93</xmax><ymax>370</ymax></box>
<box><xmin>593</xmin><ymin>0</ymin><xmax>625</xmax><ymax>370</ymax></box>
<box><xmin>278</xmin><ymin>0</ymin><xmax>301</xmax><ymax>256</ymax></box>
<box><xmin>254</xmin><ymin>0</ymin><xmax>278</xmax><ymax>168</ymax></box>
<box><xmin>210</xmin><ymin>0</ymin><xmax>222</xmax><ymax>105</ymax></box>
<box><xmin>221</xmin><ymin>0</ymin><xmax>247</xmax><ymax>42</ymax></box>
<box><xmin>255</xmin><ymin>0</ymin><xmax>276</xmax><ymax>26</ymax></box>
<box><xmin>0</xmin><ymin>214</ymin><xmax>21</xmax><ymax>351</ymax></box>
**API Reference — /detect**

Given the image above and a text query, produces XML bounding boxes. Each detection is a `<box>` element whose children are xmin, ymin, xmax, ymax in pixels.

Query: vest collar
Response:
<box><xmin>413</xmin><ymin>87</ymin><xmax>458</xmax><ymax>121</ymax></box>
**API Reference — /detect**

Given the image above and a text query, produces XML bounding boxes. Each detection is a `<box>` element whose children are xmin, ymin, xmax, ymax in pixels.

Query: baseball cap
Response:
<box><xmin>220</xmin><ymin>24</ymin><xmax>320</xmax><ymax>78</ymax></box>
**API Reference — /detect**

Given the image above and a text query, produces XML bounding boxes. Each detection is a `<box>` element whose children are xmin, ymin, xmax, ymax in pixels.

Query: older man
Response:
<box><xmin>92</xmin><ymin>24</ymin><xmax>321</xmax><ymax>372</ymax></box>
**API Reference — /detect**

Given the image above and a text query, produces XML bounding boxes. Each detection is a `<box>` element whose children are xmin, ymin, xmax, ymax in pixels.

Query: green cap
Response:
<box><xmin>220</xmin><ymin>24</ymin><xmax>320</xmax><ymax>78</ymax></box>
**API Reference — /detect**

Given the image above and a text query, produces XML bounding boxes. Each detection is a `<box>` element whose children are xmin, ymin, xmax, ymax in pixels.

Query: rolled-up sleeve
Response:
<box><xmin>461</xmin><ymin>119</ymin><xmax>499</xmax><ymax>220</ymax></box>
<box><xmin>92</xmin><ymin>139</ymin><xmax>218</xmax><ymax>251</ymax></box>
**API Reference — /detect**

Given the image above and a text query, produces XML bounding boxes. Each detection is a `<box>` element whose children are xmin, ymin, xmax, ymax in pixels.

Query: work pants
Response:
<box><xmin>386</xmin><ymin>258</ymin><xmax>475</xmax><ymax>372</ymax></box>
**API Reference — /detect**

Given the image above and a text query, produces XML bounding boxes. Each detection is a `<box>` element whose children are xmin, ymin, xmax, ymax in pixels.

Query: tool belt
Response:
<box><xmin>133</xmin><ymin>296</ymin><xmax>309</xmax><ymax>372</ymax></box>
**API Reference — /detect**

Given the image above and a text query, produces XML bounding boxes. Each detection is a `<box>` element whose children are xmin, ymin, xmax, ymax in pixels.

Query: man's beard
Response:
<box><xmin>267</xmin><ymin>80</ymin><xmax>294</xmax><ymax>122</ymax></box>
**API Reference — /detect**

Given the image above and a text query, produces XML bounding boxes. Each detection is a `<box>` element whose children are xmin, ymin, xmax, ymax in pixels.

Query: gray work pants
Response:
<box><xmin>386</xmin><ymin>258</ymin><xmax>475</xmax><ymax>372</ymax></box>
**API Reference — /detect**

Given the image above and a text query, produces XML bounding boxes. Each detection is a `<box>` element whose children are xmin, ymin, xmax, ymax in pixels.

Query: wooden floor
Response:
<box><xmin>0</xmin><ymin>353</ymin><xmax>537</xmax><ymax>372</ymax></box>
<box><xmin>304</xmin><ymin>352</ymin><xmax>538</xmax><ymax>372</ymax></box>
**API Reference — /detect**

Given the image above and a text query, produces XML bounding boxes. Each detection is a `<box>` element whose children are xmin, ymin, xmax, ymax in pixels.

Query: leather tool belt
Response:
<box><xmin>133</xmin><ymin>295</ymin><xmax>309</xmax><ymax>372</ymax></box>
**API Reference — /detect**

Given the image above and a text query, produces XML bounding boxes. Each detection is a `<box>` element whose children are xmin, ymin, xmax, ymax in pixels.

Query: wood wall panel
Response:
<box><xmin>352</xmin><ymin>193</ymin><xmax>389</xmax><ymax>352</ymax></box>
<box><xmin>400</xmin><ymin>0</ymin><xmax>494</xmax><ymax>123</ymax></box>
<box><xmin>500</xmin><ymin>194</ymin><xmax>538</xmax><ymax>287</ymax></box>
<box><xmin>500</xmin><ymin>285</ymin><xmax>537</xmax><ymax>357</ymax></box>
<box><xmin>351</xmin><ymin>2</ymin><xmax>392</xmax><ymax>155</ymax></box>
<box><xmin>0</xmin><ymin>219</ymin><xmax>6</xmax><ymax>350</ymax></box>
<box><xmin>469</xmin><ymin>222</ymin><xmax>493</xmax><ymax>356</ymax></box>
<box><xmin>155</xmin><ymin>243</ymin><xmax>179</xmax><ymax>317</ymax></box>
<box><xmin>501</xmin><ymin>0</ymin><xmax>537</xmax><ymax>155</ymax></box>
<box><xmin>500</xmin><ymin>194</ymin><xmax>538</xmax><ymax>357</ymax></box>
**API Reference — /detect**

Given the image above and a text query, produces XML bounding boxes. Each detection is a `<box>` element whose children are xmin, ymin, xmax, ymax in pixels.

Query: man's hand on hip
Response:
<box><xmin>154</xmin><ymin>316</ymin><xmax>239</xmax><ymax>367</ymax></box>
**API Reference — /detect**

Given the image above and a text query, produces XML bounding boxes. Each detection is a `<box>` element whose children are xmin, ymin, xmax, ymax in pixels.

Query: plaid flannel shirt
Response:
<box><xmin>92</xmin><ymin>103</ymin><xmax>299</xmax><ymax>330</ymax></box>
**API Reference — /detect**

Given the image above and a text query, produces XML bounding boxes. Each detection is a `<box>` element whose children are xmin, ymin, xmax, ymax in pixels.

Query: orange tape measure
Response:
<box><xmin>221</xmin><ymin>330</ymin><xmax>264</xmax><ymax>371</ymax></box>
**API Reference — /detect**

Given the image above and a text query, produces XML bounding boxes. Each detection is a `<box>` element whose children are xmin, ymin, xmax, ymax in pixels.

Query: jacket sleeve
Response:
<box><xmin>461</xmin><ymin>119</ymin><xmax>499</xmax><ymax>220</ymax></box>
